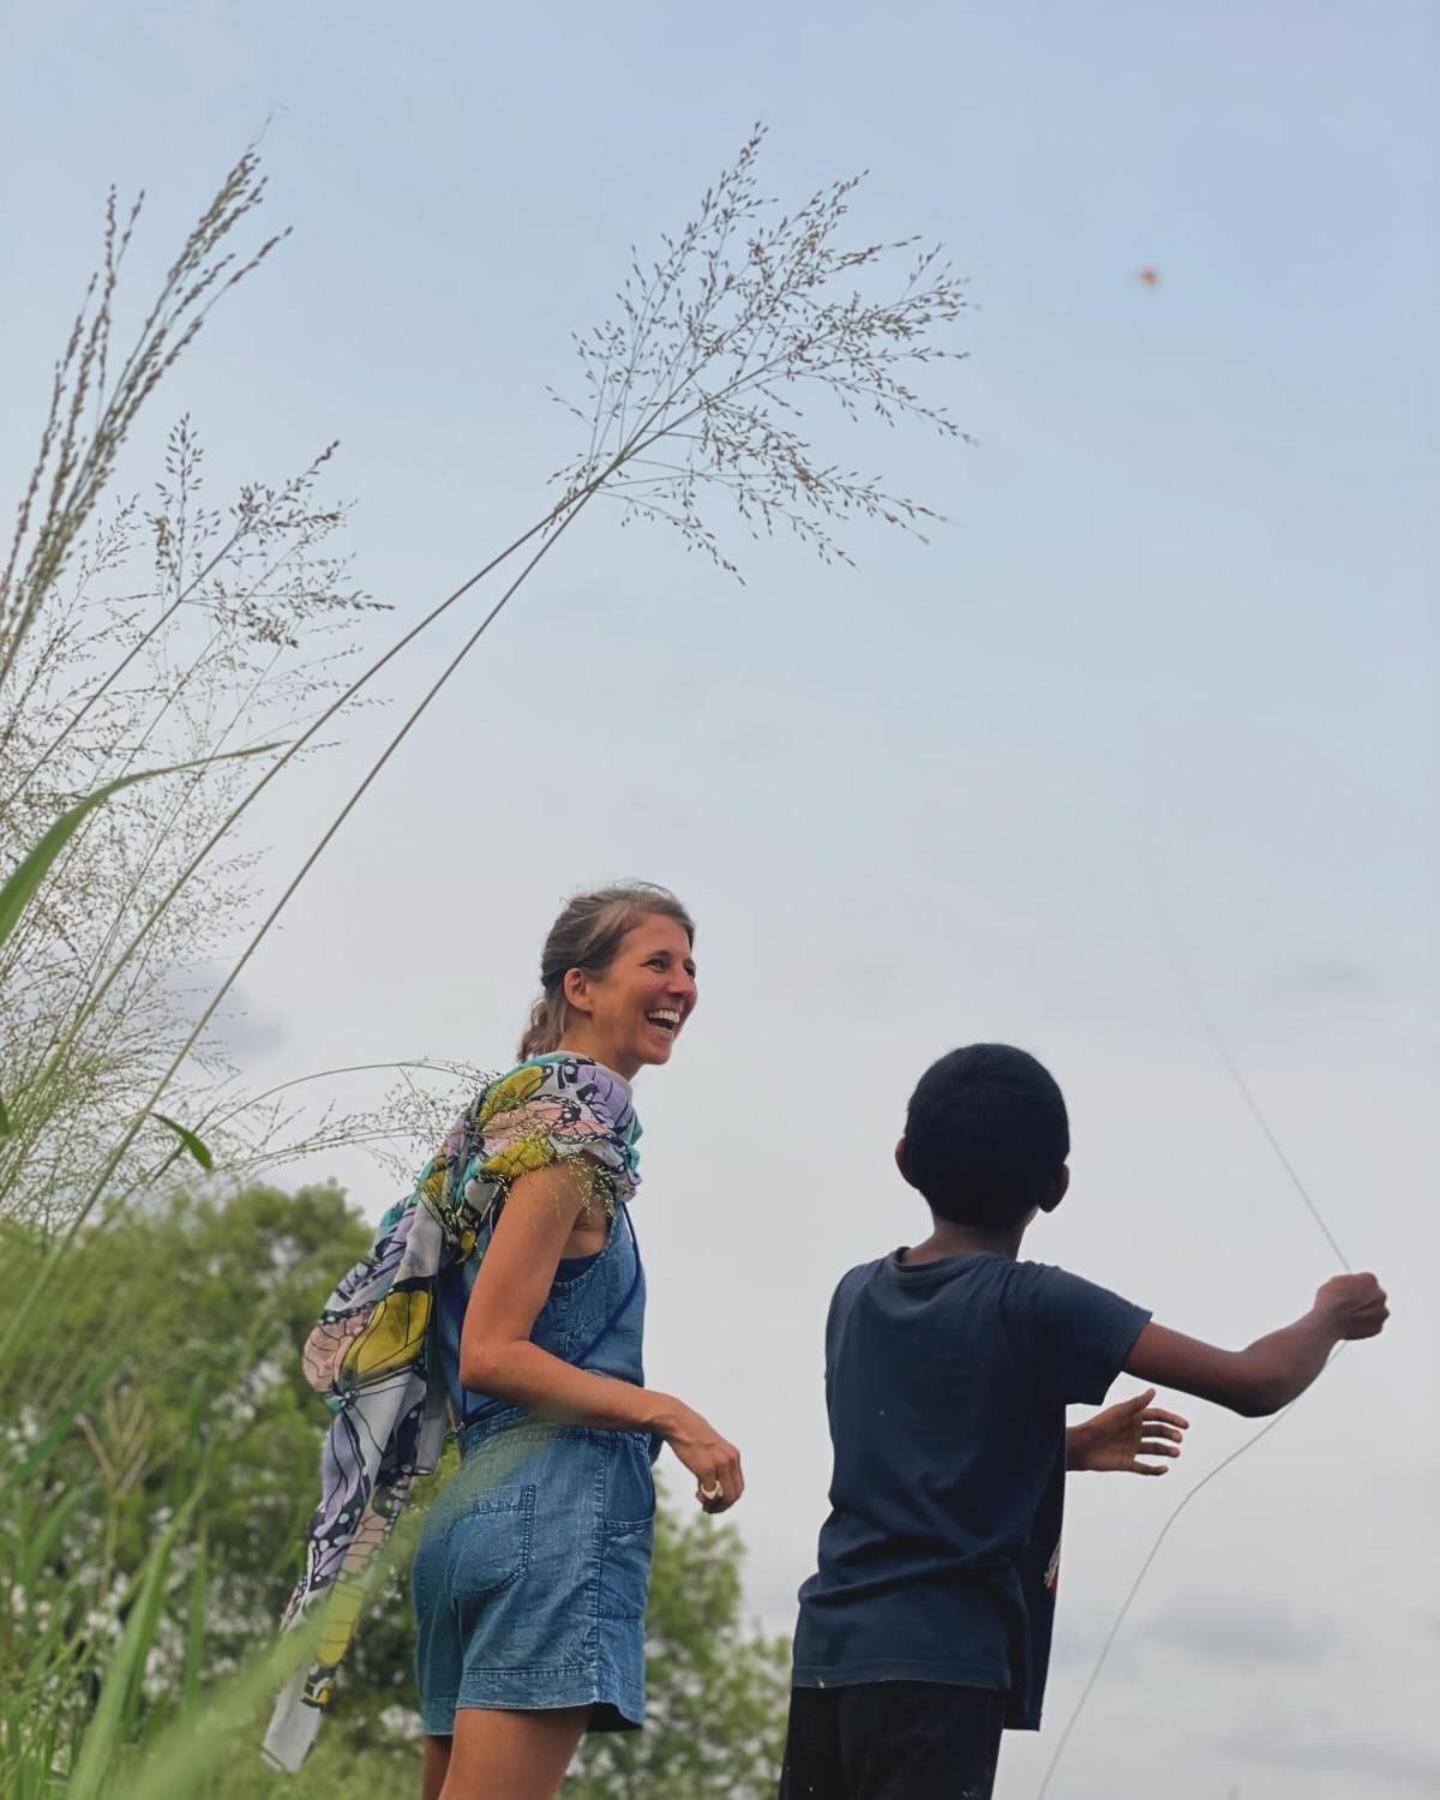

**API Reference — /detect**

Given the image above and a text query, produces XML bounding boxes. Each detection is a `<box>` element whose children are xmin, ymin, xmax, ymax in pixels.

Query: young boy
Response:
<box><xmin>781</xmin><ymin>1044</ymin><xmax>1388</xmax><ymax>1799</ymax></box>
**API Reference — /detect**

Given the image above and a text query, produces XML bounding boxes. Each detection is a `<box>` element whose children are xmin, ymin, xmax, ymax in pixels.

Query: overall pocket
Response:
<box><xmin>597</xmin><ymin>1434</ymin><xmax>656</xmax><ymax>1622</ymax></box>
<box><xmin>446</xmin><ymin>1483</ymin><xmax>536</xmax><ymax>1605</ymax></box>
<box><xmin>597</xmin><ymin>1516</ymin><xmax>654</xmax><ymax>1622</ymax></box>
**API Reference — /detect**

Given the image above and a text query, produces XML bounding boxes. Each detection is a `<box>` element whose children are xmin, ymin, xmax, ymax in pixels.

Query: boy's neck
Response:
<box><xmin>902</xmin><ymin>1216</ymin><xmax>1027</xmax><ymax>1265</ymax></box>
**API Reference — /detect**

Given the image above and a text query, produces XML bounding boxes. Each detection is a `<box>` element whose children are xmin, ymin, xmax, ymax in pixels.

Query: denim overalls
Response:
<box><xmin>410</xmin><ymin>1198</ymin><xmax>656</xmax><ymax>1735</ymax></box>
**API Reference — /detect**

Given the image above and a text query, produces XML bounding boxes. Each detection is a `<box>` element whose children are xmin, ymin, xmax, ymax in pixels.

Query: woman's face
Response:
<box><xmin>564</xmin><ymin>914</ymin><xmax>698</xmax><ymax>1077</ymax></box>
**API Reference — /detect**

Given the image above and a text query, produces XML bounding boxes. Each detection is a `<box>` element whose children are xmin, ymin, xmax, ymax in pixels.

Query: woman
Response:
<box><xmin>411</xmin><ymin>883</ymin><xmax>742</xmax><ymax>1800</ymax></box>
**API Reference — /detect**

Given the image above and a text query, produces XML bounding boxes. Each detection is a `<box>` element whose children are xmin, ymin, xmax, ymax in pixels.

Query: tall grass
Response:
<box><xmin>1</xmin><ymin>127</ymin><xmax>966</xmax><ymax>1791</ymax></box>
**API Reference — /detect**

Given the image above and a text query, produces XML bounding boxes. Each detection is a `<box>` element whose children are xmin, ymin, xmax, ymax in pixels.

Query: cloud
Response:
<box><xmin>213</xmin><ymin>990</ymin><xmax>287</xmax><ymax>1057</ymax></box>
<box><xmin>155</xmin><ymin>971</ymin><xmax>288</xmax><ymax>1058</ymax></box>
<box><xmin>1134</xmin><ymin>1593</ymin><xmax>1339</xmax><ymax>1668</ymax></box>
<box><xmin>1226</xmin><ymin>1720</ymin><xmax>1440</xmax><ymax>1793</ymax></box>
<box><xmin>1272</xmin><ymin>959</ymin><xmax>1380</xmax><ymax>1002</ymax></box>
<box><xmin>1049</xmin><ymin>1606</ymin><xmax>1142</xmax><ymax>1679</ymax></box>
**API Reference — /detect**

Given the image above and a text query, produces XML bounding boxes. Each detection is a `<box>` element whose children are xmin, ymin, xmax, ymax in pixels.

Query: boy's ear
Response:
<box><xmin>894</xmin><ymin>1137</ymin><xmax>915</xmax><ymax>1188</ymax></box>
<box><xmin>1037</xmin><ymin>1165</ymin><xmax>1070</xmax><ymax>1214</ymax></box>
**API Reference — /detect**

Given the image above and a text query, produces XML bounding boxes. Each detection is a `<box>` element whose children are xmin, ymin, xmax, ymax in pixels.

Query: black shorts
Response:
<box><xmin>778</xmin><ymin>1682</ymin><xmax>1006</xmax><ymax>1800</ymax></box>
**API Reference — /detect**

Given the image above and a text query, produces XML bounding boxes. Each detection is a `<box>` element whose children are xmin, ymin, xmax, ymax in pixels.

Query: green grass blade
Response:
<box><xmin>66</xmin><ymin>1499</ymin><xmax>197</xmax><ymax>1800</ymax></box>
<box><xmin>121</xmin><ymin>1566</ymin><xmax>175</xmax><ymax>1741</ymax></box>
<box><xmin>111</xmin><ymin>1489</ymin><xmax>432</xmax><ymax>1800</ymax></box>
<box><xmin>150</xmin><ymin>1114</ymin><xmax>214</xmax><ymax>1172</ymax></box>
<box><xmin>169</xmin><ymin>1374</ymin><xmax>209</xmax><ymax>1509</ymax></box>
<box><xmin>110</xmin><ymin>1584</ymin><xmax>341</xmax><ymax>1800</ymax></box>
<box><xmin>0</xmin><ymin>744</ymin><xmax>282</xmax><ymax>952</ymax></box>
<box><xmin>182</xmin><ymin>1532</ymin><xmax>208</xmax><ymax>1711</ymax></box>
<box><xmin>0</xmin><ymin>1093</ymin><xmax>10</xmax><ymax>1137</ymax></box>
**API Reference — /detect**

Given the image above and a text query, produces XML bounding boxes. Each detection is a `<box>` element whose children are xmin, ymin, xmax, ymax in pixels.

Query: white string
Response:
<box><xmin>1190</xmin><ymin>1001</ymin><xmax>1352</xmax><ymax>1274</ymax></box>
<box><xmin>1035</xmin><ymin>987</ymin><xmax>1354</xmax><ymax>1798</ymax></box>
<box><xmin>1034</xmin><ymin>1348</ymin><xmax>1344</xmax><ymax>1798</ymax></box>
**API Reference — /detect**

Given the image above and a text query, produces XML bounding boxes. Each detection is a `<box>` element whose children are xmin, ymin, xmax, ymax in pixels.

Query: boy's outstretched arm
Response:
<box><xmin>1124</xmin><ymin>1273</ymin><xmax>1389</xmax><ymax>1418</ymax></box>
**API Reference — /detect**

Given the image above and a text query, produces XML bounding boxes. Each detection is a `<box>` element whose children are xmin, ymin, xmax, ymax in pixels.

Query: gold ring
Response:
<box><xmin>700</xmin><ymin>1480</ymin><xmax>723</xmax><ymax>1501</ymax></box>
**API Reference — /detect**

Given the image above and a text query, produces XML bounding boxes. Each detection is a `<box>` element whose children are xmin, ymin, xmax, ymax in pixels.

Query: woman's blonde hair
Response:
<box><xmin>518</xmin><ymin>883</ymin><xmax>695</xmax><ymax>1061</ymax></box>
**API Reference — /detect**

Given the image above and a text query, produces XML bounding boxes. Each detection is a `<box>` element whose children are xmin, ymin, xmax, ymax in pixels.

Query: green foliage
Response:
<box><xmin>208</xmin><ymin>1730</ymin><xmax>416</xmax><ymax>1800</ymax></box>
<box><xmin>0</xmin><ymin>1183</ymin><xmax>377</xmax><ymax>1787</ymax></box>
<box><xmin>0</xmin><ymin>749</ymin><xmax>277</xmax><ymax>956</ymax></box>
<box><xmin>0</xmin><ymin>1184</ymin><xmax>791</xmax><ymax>1795</ymax></box>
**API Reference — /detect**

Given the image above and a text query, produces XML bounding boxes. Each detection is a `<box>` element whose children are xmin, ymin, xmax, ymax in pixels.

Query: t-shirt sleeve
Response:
<box><xmin>1008</xmin><ymin>1263</ymin><xmax>1152</xmax><ymax>1408</ymax></box>
<box><xmin>823</xmin><ymin>1263</ymin><xmax>869</xmax><ymax>1373</ymax></box>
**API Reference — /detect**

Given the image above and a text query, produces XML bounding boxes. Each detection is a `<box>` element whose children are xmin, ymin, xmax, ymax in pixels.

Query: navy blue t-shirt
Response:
<box><xmin>792</xmin><ymin>1250</ymin><xmax>1150</xmax><ymax>1729</ymax></box>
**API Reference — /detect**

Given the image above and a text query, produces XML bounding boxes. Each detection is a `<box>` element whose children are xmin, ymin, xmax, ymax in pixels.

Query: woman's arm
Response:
<box><xmin>1123</xmin><ymin>1273</ymin><xmax>1388</xmax><ymax>1418</ymax></box>
<box><xmin>459</xmin><ymin>1162</ymin><xmax>744</xmax><ymax>1510</ymax></box>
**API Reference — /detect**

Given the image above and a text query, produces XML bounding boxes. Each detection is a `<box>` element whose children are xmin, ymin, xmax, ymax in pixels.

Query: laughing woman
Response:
<box><xmin>411</xmin><ymin>884</ymin><xmax>743</xmax><ymax>1800</ymax></box>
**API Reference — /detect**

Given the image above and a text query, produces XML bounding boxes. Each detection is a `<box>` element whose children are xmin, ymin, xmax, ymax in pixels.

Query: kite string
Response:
<box><xmin>1146</xmin><ymin>845</ymin><xmax>1353</xmax><ymax>1278</ymax></box>
<box><xmin>1034</xmin><ymin>1354</ymin><xmax>1345</xmax><ymax>1799</ymax></box>
<box><xmin>1191</xmin><ymin>1000</ymin><xmax>1352</xmax><ymax>1274</ymax></box>
<box><xmin>1035</xmin><ymin>969</ymin><xmax>1355</xmax><ymax>1799</ymax></box>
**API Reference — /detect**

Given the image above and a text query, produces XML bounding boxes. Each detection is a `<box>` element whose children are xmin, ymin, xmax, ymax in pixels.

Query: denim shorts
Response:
<box><xmin>411</xmin><ymin>1417</ymin><xmax>656</xmax><ymax>1736</ymax></box>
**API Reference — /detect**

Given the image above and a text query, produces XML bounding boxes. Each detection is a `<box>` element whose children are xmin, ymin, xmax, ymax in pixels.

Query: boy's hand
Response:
<box><xmin>1314</xmin><ymin>1273</ymin><xmax>1389</xmax><ymax>1341</ymax></box>
<box><xmin>1068</xmin><ymin>1389</ymin><xmax>1188</xmax><ymax>1475</ymax></box>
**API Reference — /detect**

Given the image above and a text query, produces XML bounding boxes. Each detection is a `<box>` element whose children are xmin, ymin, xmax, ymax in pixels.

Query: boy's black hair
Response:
<box><xmin>903</xmin><ymin>1044</ymin><xmax>1070</xmax><ymax>1229</ymax></box>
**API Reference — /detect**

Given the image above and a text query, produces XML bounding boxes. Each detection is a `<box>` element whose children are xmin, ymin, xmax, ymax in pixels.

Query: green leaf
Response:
<box><xmin>151</xmin><ymin>1113</ymin><xmax>214</xmax><ymax>1172</ymax></box>
<box><xmin>0</xmin><ymin>743</ymin><xmax>282</xmax><ymax>953</ymax></box>
<box><xmin>67</xmin><ymin>1498</ymin><xmax>197</xmax><ymax>1800</ymax></box>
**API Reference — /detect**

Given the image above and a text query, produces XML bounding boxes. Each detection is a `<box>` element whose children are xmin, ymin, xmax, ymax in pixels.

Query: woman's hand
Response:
<box><xmin>657</xmin><ymin>1400</ymin><xmax>745</xmax><ymax>1513</ymax></box>
<box><xmin>1068</xmin><ymin>1388</ymin><xmax>1188</xmax><ymax>1475</ymax></box>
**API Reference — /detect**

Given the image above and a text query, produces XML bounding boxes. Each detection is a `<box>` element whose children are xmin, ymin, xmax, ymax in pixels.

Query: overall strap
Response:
<box><xmin>439</xmin><ymin>1257</ymin><xmax>477</xmax><ymax>1427</ymax></box>
<box><xmin>572</xmin><ymin>1202</ymin><xmax>643</xmax><ymax>1369</ymax></box>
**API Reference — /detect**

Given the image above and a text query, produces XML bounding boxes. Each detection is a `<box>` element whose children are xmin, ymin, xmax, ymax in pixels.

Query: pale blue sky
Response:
<box><xmin>3</xmin><ymin>4</ymin><xmax>1435</xmax><ymax>1795</ymax></box>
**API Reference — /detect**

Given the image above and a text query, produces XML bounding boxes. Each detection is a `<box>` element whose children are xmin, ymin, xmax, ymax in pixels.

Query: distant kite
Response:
<box><xmin>1137</xmin><ymin>266</ymin><xmax>1160</xmax><ymax>287</ymax></box>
